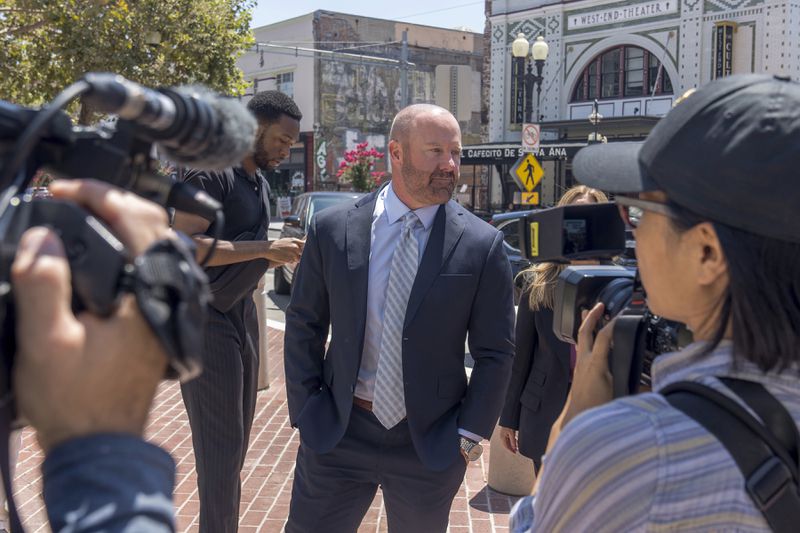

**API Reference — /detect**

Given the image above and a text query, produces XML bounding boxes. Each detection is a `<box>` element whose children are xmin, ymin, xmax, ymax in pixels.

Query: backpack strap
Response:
<box><xmin>720</xmin><ymin>377</ymin><xmax>800</xmax><ymax>474</ymax></box>
<box><xmin>662</xmin><ymin>379</ymin><xmax>800</xmax><ymax>533</ymax></box>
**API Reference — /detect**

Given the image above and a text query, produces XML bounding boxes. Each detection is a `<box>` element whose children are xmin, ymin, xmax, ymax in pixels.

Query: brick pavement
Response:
<box><xmin>12</xmin><ymin>326</ymin><xmax>521</xmax><ymax>532</ymax></box>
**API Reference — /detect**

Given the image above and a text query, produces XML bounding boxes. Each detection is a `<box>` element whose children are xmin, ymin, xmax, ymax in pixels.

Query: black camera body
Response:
<box><xmin>519</xmin><ymin>203</ymin><xmax>690</xmax><ymax>397</ymax></box>
<box><xmin>0</xmin><ymin>74</ymin><xmax>226</xmax><ymax>424</ymax></box>
<box><xmin>0</xmin><ymin>193</ymin><xmax>132</xmax><ymax>412</ymax></box>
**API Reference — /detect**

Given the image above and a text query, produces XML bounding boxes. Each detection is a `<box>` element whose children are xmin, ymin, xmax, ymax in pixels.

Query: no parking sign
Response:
<box><xmin>521</xmin><ymin>123</ymin><xmax>540</xmax><ymax>152</ymax></box>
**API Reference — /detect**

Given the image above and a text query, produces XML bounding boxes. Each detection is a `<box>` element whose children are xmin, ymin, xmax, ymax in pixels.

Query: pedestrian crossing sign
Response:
<box><xmin>511</xmin><ymin>153</ymin><xmax>544</xmax><ymax>193</ymax></box>
<box><xmin>521</xmin><ymin>192</ymin><xmax>539</xmax><ymax>205</ymax></box>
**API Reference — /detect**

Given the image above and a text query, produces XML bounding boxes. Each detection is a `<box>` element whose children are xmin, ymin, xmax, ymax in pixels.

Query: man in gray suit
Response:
<box><xmin>283</xmin><ymin>104</ymin><xmax>515</xmax><ymax>532</ymax></box>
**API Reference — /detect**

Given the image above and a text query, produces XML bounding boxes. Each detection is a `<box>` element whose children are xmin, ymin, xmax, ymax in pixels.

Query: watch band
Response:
<box><xmin>460</xmin><ymin>436</ymin><xmax>483</xmax><ymax>461</ymax></box>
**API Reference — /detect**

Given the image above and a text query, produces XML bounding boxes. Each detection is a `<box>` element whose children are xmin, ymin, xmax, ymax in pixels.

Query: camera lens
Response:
<box><xmin>595</xmin><ymin>277</ymin><xmax>633</xmax><ymax>323</ymax></box>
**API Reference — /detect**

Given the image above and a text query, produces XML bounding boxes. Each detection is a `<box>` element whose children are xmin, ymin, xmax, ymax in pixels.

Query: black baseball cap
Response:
<box><xmin>572</xmin><ymin>74</ymin><xmax>800</xmax><ymax>243</ymax></box>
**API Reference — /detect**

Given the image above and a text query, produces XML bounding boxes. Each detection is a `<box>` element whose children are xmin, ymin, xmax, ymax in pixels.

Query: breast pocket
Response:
<box><xmin>439</xmin><ymin>273</ymin><xmax>473</xmax><ymax>278</ymax></box>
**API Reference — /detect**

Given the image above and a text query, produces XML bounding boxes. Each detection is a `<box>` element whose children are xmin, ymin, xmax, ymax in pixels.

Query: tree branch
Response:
<box><xmin>0</xmin><ymin>7</ymin><xmax>47</xmax><ymax>14</ymax></box>
<box><xmin>0</xmin><ymin>19</ymin><xmax>50</xmax><ymax>37</ymax></box>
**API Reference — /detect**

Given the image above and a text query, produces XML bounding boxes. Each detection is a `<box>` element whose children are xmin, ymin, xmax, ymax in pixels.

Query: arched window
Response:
<box><xmin>571</xmin><ymin>46</ymin><xmax>673</xmax><ymax>102</ymax></box>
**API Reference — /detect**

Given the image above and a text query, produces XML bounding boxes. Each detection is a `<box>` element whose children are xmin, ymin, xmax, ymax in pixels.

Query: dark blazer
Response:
<box><xmin>499</xmin><ymin>286</ymin><xmax>572</xmax><ymax>464</ymax></box>
<box><xmin>284</xmin><ymin>190</ymin><xmax>515</xmax><ymax>471</ymax></box>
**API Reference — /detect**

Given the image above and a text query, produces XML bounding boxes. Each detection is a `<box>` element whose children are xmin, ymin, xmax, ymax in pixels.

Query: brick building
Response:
<box><xmin>238</xmin><ymin>11</ymin><xmax>484</xmax><ymax>199</ymax></box>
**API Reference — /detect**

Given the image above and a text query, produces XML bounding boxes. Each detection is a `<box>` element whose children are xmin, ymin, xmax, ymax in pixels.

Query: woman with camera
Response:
<box><xmin>498</xmin><ymin>185</ymin><xmax>607</xmax><ymax>472</ymax></box>
<box><xmin>510</xmin><ymin>74</ymin><xmax>800</xmax><ymax>532</ymax></box>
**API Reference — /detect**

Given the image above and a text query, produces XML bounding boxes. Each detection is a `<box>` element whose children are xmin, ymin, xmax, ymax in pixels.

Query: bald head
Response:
<box><xmin>387</xmin><ymin>104</ymin><xmax>461</xmax><ymax>209</ymax></box>
<box><xmin>389</xmin><ymin>104</ymin><xmax>456</xmax><ymax>146</ymax></box>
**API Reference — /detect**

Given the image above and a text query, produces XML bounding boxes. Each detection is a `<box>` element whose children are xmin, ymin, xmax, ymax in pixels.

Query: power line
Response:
<box><xmin>259</xmin><ymin>40</ymin><xmax>393</xmax><ymax>45</ymax></box>
<box><xmin>249</xmin><ymin>42</ymin><xmax>415</xmax><ymax>69</ymax></box>
<box><xmin>332</xmin><ymin>40</ymin><xmax>401</xmax><ymax>52</ymax></box>
<box><xmin>396</xmin><ymin>1</ymin><xmax>483</xmax><ymax>21</ymax></box>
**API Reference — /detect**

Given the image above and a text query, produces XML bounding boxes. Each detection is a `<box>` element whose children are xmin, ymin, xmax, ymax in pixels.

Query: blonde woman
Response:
<box><xmin>498</xmin><ymin>185</ymin><xmax>608</xmax><ymax>471</ymax></box>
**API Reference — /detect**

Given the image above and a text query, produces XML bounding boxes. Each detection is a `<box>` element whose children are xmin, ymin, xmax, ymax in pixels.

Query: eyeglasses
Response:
<box><xmin>615</xmin><ymin>195</ymin><xmax>677</xmax><ymax>228</ymax></box>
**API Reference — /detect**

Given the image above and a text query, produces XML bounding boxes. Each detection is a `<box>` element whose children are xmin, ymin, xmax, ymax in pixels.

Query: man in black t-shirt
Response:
<box><xmin>173</xmin><ymin>91</ymin><xmax>304</xmax><ymax>533</ymax></box>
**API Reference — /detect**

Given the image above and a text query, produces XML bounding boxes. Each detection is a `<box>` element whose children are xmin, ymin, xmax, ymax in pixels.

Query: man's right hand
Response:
<box><xmin>265</xmin><ymin>237</ymin><xmax>304</xmax><ymax>266</ymax></box>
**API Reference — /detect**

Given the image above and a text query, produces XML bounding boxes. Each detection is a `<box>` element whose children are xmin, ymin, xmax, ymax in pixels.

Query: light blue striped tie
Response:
<box><xmin>373</xmin><ymin>211</ymin><xmax>420</xmax><ymax>429</ymax></box>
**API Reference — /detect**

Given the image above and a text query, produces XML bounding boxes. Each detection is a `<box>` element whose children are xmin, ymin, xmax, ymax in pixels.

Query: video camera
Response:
<box><xmin>518</xmin><ymin>202</ymin><xmax>691</xmax><ymax>397</ymax></box>
<box><xmin>0</xmin><ymin>73</ymin><xmax>258</xmax><ymax>419</ymax></box>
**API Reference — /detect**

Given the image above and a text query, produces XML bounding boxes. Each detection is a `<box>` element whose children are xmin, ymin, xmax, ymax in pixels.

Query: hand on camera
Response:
<box><xmin>561</xmin><ymin>303</ymin><xmax>614</xmax><ymax>427</ymax></box>
<box><xmin>12</xmin><ymin>180</ymin><xmax>171</xmax><ymax>452</ymax></box>
<box><xmin>266</xmin><ymin>237</ymin><xmax>304</xmax><ymax>267</ymax></box>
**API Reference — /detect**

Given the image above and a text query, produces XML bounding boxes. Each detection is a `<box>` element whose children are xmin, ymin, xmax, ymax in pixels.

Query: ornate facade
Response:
<box><xmin>489</xmin><ymin>0</ymin><xmax>800</xmax><ymax>143</ymax></box>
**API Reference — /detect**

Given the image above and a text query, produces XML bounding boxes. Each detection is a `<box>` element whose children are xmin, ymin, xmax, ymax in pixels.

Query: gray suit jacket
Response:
<box><xmin>283</xmin><ymin>190</ymin><xmax>515</xmax><ymax>471</ymax></box>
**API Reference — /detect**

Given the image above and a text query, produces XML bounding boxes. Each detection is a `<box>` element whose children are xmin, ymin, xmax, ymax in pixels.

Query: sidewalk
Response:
<box><xmin>13</xmin><ymin>326</ymin><xmax>521</xmax><ymax>532</ymax></box>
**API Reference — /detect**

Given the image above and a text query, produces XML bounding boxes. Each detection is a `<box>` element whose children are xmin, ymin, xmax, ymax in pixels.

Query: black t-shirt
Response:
<box><xmin>182</xmin><ymin>166</ymin><xmax>272</xmax><ymax>308</ymax></box>
<box><xmin>183</xmin><ymin>166</ymin><xmax>270</xmax><ymax>241</ymax></box>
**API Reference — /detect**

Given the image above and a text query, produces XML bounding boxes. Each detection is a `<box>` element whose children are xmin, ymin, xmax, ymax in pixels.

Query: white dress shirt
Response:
<box><xmin>354</xmin><ymin>183</ymin><xmax>483</xmax><ymax>443</ymax></box>
<box><xmin>355</xmin><ymin>182</ymin><xmax>439</xmax><ymax>401</ymax></box>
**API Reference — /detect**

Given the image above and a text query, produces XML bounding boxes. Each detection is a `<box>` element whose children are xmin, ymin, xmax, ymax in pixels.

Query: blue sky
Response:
<box><xmin>251</xmin><ymin>1</ymin><xmax>486</xmax><ymax>33</ymax></box>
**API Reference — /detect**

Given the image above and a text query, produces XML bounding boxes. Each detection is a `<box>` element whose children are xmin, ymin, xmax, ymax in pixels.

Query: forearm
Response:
<box><xmin>43</xmin><ymin>434</ymin><xmax>175</xmax><ymax>532</ymax></box>
<box><xmin>283</xmin><ymin>217</ymin><xmax>330</xmax><ymax>424</ymax></box>
<box><xmin>284</xmin><ymin>303</ymin><xmax>328</xmax><ymax>423</ymax></box>
<box><xmin>461</xmin><ymin>231</ymin><xmax>516</xmax><ymax>435</ymax></box>
<box><xmin>193</xmin><ymin>236</ymin><xmax>270</xmax><ymax>267</ymax></box>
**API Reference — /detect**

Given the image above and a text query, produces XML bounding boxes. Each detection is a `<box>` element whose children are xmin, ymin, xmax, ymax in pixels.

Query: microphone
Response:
<box><xmin>80</xmin><ymin>73</ymin><xmax>257</xmax><ymax>170</ymax></box>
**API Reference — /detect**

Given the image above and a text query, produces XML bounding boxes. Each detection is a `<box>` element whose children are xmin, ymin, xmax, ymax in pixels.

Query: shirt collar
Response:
<box><xmin>233</xmin><ymin>166</ymin><xmax>261</xmax><ymax>184</ymax></box>
<box><xmin>381</xmin><ymin>182</ymin><xmax>439</xmax><ymax>230</ymax></box>
<box><xmin>653</xmin><ymin>340</ymin><xmax>800</xmax><ymax>392</ymax></box>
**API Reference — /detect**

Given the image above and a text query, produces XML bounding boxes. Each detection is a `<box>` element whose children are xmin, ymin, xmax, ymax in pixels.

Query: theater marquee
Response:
<box><xmin>567</xmin><ymin>0</ymin><xmax>678</xmax><ymax>30</ymax></box>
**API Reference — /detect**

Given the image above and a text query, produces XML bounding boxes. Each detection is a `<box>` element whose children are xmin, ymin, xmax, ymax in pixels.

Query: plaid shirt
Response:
<box><xmin>510</xmin><ymin>341</ymin><xmax>800</xmax><ymax>532</ymax></box>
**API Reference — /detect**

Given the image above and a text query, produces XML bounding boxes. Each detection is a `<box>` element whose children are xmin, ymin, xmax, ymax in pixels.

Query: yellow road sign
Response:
<box><xmin>511</xmin><ymin>153</ymin><xmax>544</xmax><ymax>192</ymax></box>
<box><xmin>521</xmin><ymin>192</ymin><xmax>539</xmax><ymax>205</ymax></box>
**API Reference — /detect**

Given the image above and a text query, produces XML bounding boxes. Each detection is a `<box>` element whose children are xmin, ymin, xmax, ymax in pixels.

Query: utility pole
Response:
<box><xmin>400</xmin><ymin>30</ymin><xmax>409</xmax><ymax>108</ymax></box>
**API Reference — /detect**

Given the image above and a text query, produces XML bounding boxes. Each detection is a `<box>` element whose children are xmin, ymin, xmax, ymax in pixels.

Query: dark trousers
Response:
<box><xmin>286</xmin><ymin>405</ymin><xmax>466</xmax><ymax>533</ymax></box>
<box><xmin>181</xmin><ymin>298</ymin><xmax>260</xmax><ymax>533</ymax></box>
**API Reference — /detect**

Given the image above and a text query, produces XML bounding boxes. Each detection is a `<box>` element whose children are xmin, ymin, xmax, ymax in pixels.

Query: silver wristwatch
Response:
<box><xmin>459</xmin><ymin>436</ymin><xmax>483</xmax><ymax>461</ymax></box>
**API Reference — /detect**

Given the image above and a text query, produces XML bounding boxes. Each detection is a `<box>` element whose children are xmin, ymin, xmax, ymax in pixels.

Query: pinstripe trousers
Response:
<box><xmin>181</xmin><ymin>297</ymin><xmax>260</xmax><ymax>533</ymax></box>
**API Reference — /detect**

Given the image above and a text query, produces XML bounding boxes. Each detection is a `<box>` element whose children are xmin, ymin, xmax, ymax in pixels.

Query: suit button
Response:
<box><xmin>403</xmin><ymin>337</ymin><xmax>409</xmax><ymax>341</ymax></box>
<box><xmin>350</xmin><ymin>384</ymin><xmax>355</xmax><ymax>392</ymax></box>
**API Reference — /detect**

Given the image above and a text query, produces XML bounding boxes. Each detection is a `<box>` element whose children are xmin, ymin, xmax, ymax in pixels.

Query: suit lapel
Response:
<box><xmin>347</xmin><ymin>191</ymin><xmax>379</xmax><ymax>344</ymax></box>
<box><xmin>404</xmin><ymin>202</ymin><xmax>466</xmax><ymax>327</ymax></box>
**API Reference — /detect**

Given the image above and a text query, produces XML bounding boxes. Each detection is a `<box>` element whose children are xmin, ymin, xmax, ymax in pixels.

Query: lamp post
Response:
<box><xmin>587</xmin><ymin>99</ymin><xmax>606</xmax><ymax>144</ymax></box>
<box><xmin>511</xmin><ymin>33</ymin><xmax>549</xmax><ymax>123</ymax></box>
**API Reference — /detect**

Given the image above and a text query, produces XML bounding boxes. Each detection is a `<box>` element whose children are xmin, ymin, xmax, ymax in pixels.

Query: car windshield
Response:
<box><xmin>499</xmin><ymin>220</ymin><xmax>522</xmax><ymax>252</ymax></box>
<box><xmin>308</xmin><ymin>196</ymin><xmax>355</xmax><ymax>223</ymax></box>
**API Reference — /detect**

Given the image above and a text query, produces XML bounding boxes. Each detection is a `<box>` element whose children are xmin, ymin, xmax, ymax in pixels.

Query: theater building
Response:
<box><xmin>466</xmin><ymin>0</ymin><xmax>799</xmax><ymax>213</ymax></box>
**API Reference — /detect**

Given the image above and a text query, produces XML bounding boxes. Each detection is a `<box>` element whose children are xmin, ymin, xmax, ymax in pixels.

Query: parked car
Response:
<box><xmin>274</xmin><ymin>191</ymin><xmax>365</xmax><ymax>294</ymax></box>
<box><xmin>490</xmin><ymin>210</ymin><xmax>540</xmax><ymax>303</ymax></box>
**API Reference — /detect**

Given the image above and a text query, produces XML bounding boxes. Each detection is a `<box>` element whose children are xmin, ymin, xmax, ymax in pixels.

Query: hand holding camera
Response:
<box><xmin>12</xmin><ymin>180</ymin><xmax>172</xmax><ymax>451</ymax></box>
<box><xmin>560</xmin><ymin>302</ymin><xmax>613</xmax><ymax>427</ymax></box>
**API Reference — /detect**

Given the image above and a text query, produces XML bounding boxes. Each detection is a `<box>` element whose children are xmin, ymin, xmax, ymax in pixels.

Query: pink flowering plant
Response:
<box><xmin>336</xmin><ymin>142</ymin><xmax>386</xmax><ymax>192</ymax></box>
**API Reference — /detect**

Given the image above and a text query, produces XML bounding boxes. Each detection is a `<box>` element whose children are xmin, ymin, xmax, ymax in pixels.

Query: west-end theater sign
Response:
<box><xmin>567</xmin><ymin>0</ymin><xmax>678</xmax><ymax>30</ymax></box>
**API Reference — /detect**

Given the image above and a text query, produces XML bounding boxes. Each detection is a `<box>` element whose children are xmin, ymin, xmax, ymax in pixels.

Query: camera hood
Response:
<box><xmin>520</xmin><ymin>202</ymin><xmax>626</xmax><ymax>263</ymax></box>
